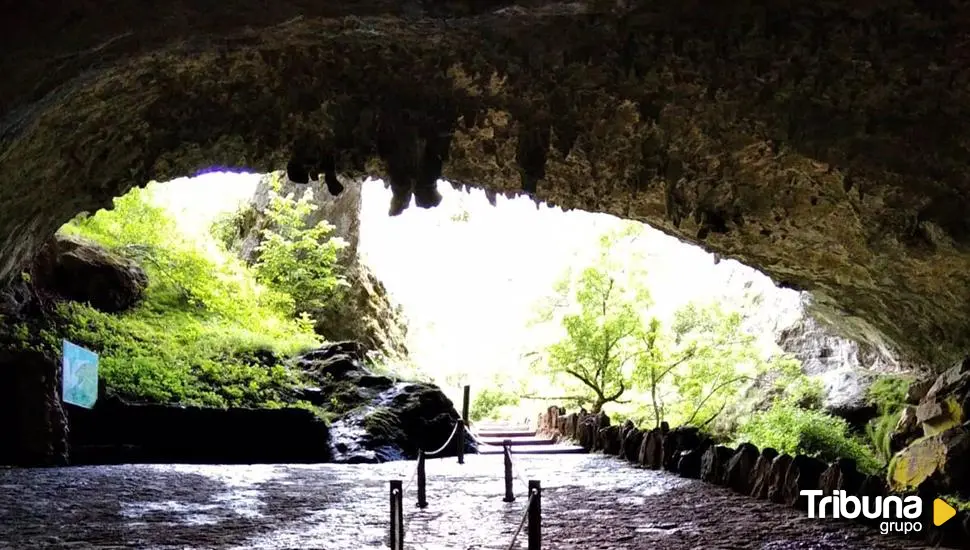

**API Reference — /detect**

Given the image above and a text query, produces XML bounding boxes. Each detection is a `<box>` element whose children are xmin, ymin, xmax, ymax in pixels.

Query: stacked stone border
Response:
<box><xmin>536</xmin><ymin>406</ymin><xmax>969</xmax><ymax>548</ymax></box>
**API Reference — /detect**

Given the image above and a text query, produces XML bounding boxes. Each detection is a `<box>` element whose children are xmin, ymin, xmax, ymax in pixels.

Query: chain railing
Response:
<box><xmin>386</xmin><ymin>386</ymin><xmax>543</xmax><ymax>549</ymax></box>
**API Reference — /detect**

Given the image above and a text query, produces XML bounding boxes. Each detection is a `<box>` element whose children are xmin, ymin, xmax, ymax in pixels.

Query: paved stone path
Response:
<box><xmin>0</xmin><ymin>455</ymin><xmax>927</xmax><ymax>549</ymax></box>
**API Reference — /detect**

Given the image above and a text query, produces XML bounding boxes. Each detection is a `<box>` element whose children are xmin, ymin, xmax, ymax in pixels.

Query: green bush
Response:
<box><xmin>43</xmin><ymin>184</ymin><xmax>323</xmax><ymax>407</ymax></box>
<box><xmin>470</xmin><ymin>387</ymin><xmax>521</xmax><ymax>422</ymax></box>
<box><xmin>252</xmin><ymin>174</ymin><xmax>348</xmax><ymax>317</ymax></box>
<box><xmin>737</xmin><ymin>402</ymin><xmax>882</xmax><ymax>474</ymax></box>
<box><xmin>864</xmin><ymin>375</ymin><xmax>911</xmax><ymax>464</ymax></box>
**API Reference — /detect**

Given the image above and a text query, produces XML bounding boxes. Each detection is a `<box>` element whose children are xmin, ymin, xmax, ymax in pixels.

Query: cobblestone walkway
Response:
<box><xmin>0</xmin><ymin>454</ymin><xmax>926</xmax><ymax>549</ymax></box>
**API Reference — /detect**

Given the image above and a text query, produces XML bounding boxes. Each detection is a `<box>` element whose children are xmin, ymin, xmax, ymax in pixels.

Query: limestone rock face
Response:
<box><xmin>4</xmin><ymin>2</ymin><xmax>970</xmax><ymax>368</ymax></box>
<box><xmin>889</xmin><ymin>423</ymin><xmax>970</xmax><ymax>495</ymax></box>
<box><xmin>889</xmin><ymin>359</ymin><xmax>970</xmax><ymax>494</ymax></box>
<box><xmin>31</xmin><ymin>234</ymin><xmax>148</xmax><ymax>313</ymax></box>
<box><xmin>293</xmin><ymin>342</ymin><xmax>472</xmax><ymax>463</ymax></box>
<box><xmin>67</xmin><ymin>398</ymin><xmax>332</xmax><ymax>464</ymax></box>
<box><xmin>0</xmin><ymin>351</ymin><xmax>68</xmax><ymax>466</ymax></box>
<box><xmin>226</xmin><ymin>173</ymin><xmax>409</xmax><ymax>361</ymax></box>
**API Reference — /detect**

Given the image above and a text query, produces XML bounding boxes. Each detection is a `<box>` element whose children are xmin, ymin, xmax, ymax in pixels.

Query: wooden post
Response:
<box><xmin>528</xmin><ymin>480</ymin><xmax>541</xmax><ymax>550</ymax></box>
<box><xmin>457</xmin><ymin>421</ymin><xmax>465</xmax><ymax>465</ymax></box>
<box><xmin>458</xmin><ymin>385</ymin><xmax>470</xmax><ymax>465</ymax></box>
<box><xmin>389</xmin><ymin>479</ymin><xmax>403</xmax><ymax>549</ymax></box>
<box><xmin>416</xmin><ymin>450</ymin><xmax>428</xmax><ymax>509</ymax></box>
<box><xmin>503</xmin><ymin>440</ymin><xmax>515</xmax><ymax>502</ymax></box>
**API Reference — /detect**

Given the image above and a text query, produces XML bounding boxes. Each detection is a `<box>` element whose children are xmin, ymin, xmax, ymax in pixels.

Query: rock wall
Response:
<box><xmin>291</xmin><ymin>341</ymin><xmax>475</xmax><ymax>463</ymax></box>
<box><xmin>721</xmin><ymin>257</ymin><xmax>910</xmax><ymax>407</ymax></box>
<box><xmin>228</xmin><ymin>172</ymin><xmax>409</xmax><ymax>361</ymax></box>
<box><xmin>3</xmin><ymin>1</ymin><xmax>970</xmax><ymax>369</ymax></box>
<box><xmin>0</xmin><ymin>351</ymin><xmax>69</xmax><ymax>467</ymax></box>
<box><xmin>0</xmin><ymin>234</ymin><xmax>149</xmax><ymax>467</ymax></box>
<box><xmin>67</xmin><ymin>399</ymin><xmax>332</xmax><ymax>464</ymax></box>
<box><xmin>538</xmin><ymin>406</ymin><xmax>970</xmax><ymax>548</ymax></box>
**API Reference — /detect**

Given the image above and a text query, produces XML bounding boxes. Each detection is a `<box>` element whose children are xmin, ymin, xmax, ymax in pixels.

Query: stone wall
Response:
<box><xmin>536</xmin><ymin>406</ymin><xmax>970</xmax><ymax>548</ymax></box>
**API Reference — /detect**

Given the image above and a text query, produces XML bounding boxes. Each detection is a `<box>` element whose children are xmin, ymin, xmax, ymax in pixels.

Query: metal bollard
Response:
<box><xmin>416</xmin><ymin>450</ymin><xmax>428</xmax><ymax>509</ymax></box>
<box><xmin>503</xmin><ymin>440</ymin><xmax>515</xmax><ymax>502</ymax></box>
<box><xmin>389</xmin><ymin>479</ymin><xmax>404</xmax><ymax>550</ymax></box>
<box><xmin>457</xmin><ymin>421</ymin><xmax>465</xmax><ymax>465</ymax></box>
<box><xmin>528</xmin><ymin>480</ymin><xmax>541</xmax><ymax>550</ymax></box>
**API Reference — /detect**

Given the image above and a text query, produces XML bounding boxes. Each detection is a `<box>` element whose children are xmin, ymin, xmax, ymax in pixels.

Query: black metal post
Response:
<box><xmin>416</xmin><ymin>450</ymin><xmax>428</xmax><ymax>509</ymax></box>
<box><xmin>389</xmin><ymin>479</ymin><xmax>403</xmax><ymax>549</ymax></box>
<box><xmin>457</xmin><ymin>421</ymin><xmax>465</xmax><ymax>465</ymax></box>
<box><xmin>462</xmin><ymin>385</ymin><xmax>470</xmax><ymax>425</ymax></box>
<box><xmin>503</xmin><ymin>440</ymin><xmax>515</xmax><ymax>502</ymax></box>
<box><xmin>528</xmin><ymin>480</ymin><xmax>541</xmax><ymax>550</ymax></box>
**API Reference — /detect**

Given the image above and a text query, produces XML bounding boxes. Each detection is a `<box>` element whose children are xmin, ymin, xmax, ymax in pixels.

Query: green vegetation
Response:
<box><xmin>737</xmin><ymin>402</ymin><xmax>882</xmax><ymax>474</ymax></box>
<box><xmin>530</xmin><ymin>222</ymin><xmax>890</xmax><ymax>474</ymax></box>
<box><xmin>9</xmin><ymin>182</ymin><xmax>350</xmax><ymax>408</ymax></box>
<box><xmin>251</xmin><ymin>174</ymin><xmax>348</xmax><ymax>316</ymax></box>
<box><xmin>864</xmin><ymin>375</ymin><xmax>912</xmax><ymax>464</ymax></box>
<box><xmin>530</xmin><ymin>224</ymin><xmax>801</xmax><ymax>426</ymax></box>
<box><xmin>470</xmin><ymin>386</ymin><xmax>522</xmax><ymax>422</ymax></box>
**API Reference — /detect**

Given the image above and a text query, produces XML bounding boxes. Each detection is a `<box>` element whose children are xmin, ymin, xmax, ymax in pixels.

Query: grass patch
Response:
<box><xmin>1</xmin><ymin>183</ymin><xmax>341</xmax><ymax>408</ymax></box>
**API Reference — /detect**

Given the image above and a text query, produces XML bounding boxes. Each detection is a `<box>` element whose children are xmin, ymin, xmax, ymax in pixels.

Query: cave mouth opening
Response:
<box><xmin>36</xmin><ymin>168</ymin><xmax>911</xmax><ymax>447</ymax></box>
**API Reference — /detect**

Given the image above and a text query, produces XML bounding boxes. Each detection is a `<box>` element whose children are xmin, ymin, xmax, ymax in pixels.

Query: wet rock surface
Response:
<box><xmin>294</xmin><ymin>342</ymin><xmax>472</xmax><ymax>463</ymax></box>
<box><xmin>0</xmin><ymin>455</ymin><xmax>927</xmax><ymax>549</ymax></box>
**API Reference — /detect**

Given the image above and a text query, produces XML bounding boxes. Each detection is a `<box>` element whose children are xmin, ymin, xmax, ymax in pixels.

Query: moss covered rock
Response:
<box><xmin>293</xmin><ymin>341</ymin><xmax>473</xmax><ymax>463</ymax></box>
<box><xmin>889</xmin><ymin>424</ymin><xmax>970</xmax><ymax>495</ymax></box>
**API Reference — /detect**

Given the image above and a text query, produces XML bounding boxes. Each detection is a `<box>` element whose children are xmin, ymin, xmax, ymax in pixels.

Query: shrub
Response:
<box><xmin>737</xmin><ymin>402</ymin><xmax>882</xmax><ymax>474</ymax></box>
<box><xmin>252</xmin><ymin>175</ymin><xmax>348</xmax><ymax>317</ymax></box>
<box><xmin>864</xmin><ymin>375</ymin><xmax>912</xmax><ymax>464</ymax></box>
<box><xmin>470</xmin><ymin>387</ymin><xmax>521</xmax><ymax>422</ymax></box>
<box><xmin>46</xmin><ymin>184</ymin><xmax>322</xmax><ymax>407</ymax></box>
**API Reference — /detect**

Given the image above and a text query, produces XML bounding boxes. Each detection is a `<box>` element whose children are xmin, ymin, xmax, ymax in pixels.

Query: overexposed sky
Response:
<box><xmin>150</xmin><ymin>173</ymin><xmax>802</xmax><ymax>392</ymax></box>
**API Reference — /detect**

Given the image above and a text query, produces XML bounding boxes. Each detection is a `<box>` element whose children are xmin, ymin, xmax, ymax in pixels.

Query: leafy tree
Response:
<box><xmin>252</xmin><ymin>177</ymin><xmax>348</xmax><ymax>317</ymax></box>
<box><xmin>665</xmin><ymin>303</ymin><xmax>763</xmax><ymax>427</ymax></box>
<box><xmin>530</xmin><ymin>222</ymin><xmax>798</xmax><ymax>427</ymax></box>
<box><xmin>529</xmin><ymin>224</ymin><xmax>653</xmax><ymax>413</ymax></box>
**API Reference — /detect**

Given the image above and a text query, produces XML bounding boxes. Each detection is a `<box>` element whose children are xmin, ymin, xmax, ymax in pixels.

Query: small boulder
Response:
<box><xmin>890</xmin><ymin>405</ymin><xmax>921</xmax><ymax>453</ymax></box>
<box><xmin>725</xmin><ymin>443</ymin><xmax>760</xmax><ymax>494</ymax></box>
<box><xmin>906</xmin><ymin>379</ymin><xmax>933</xmax><ymax>405</ymax></box>
<box><xmin>700</xmin><ymin>445</ymin><xmax>734</xmax><ymax>484</ymax></box>
<box><xmin>818</xmin><ymin>457</ymin><xmax>864</xmax><ymax>496</ymax></box>
<box><xmin>622</xmin><ymin>427</ymin><xmax>644</xmax><ymax>462</ymax></box>
<box><xmin>599</xmin><ymin>425</ymin><xmax>622</xmax><ymax>455</ymax></box>
<box><xmin>889</xmin><ymin>423</ymin><xmax>970</xmax><ymax>494</ymax></box>
<box><xmin>31</xmin><ymin>234</ymin><xmax>148</xmax><ymax>313</ymax></box>
<box><xmin>767</xmin><ymin>454</ymin><xmax>794</xmax><ymax>503</ymax></box>
<box><xmin>638</xmin><ymin>428</ymin><xmax>664</xmax><ymax>469</ymax></box>
<box><xmin>565</xmin><ymin>412</ymin><xmax>579</xmax><ymax>439</ymax></box>
<box><xmin>750</xmin><ymin>447</ymin><xmax>780</xmax><ymax>499</ymax></box>
<box><xmin>678</xmin><ymin>438</ymin><xmax>712</xmax><ymax>479</ymax></box>
<box><xmin>782</xmin><ymin>454</ymin><xmax>828</xmax><ymax>509</ymax></box>
<box><xmin>663</xmin><ymin>426</ymin><xmax>702</xmax><ymax>472</ymax></box>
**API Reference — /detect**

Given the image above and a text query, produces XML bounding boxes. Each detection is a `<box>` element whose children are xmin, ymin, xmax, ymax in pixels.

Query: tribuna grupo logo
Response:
<box><xmin>801</xmin><ymin>490</ymin><xmax>957</xmax><ymax>535</ymax></box>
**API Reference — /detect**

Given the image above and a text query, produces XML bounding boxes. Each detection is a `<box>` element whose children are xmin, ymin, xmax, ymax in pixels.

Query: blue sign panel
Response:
<box><xmin>62</xmin><ymin>340</ymin><xmax>98</xmax><ymax>409</ymax></box>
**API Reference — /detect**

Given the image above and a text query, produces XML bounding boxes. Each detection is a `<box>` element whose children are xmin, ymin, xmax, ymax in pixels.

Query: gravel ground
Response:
<box><xmin>0</xmin><ymin>454</ymin><xmax>930</xmax><ymax>549</ymax></box>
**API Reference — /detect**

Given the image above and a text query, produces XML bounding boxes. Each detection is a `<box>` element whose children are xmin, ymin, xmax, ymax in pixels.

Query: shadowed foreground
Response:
<box><xmin>0</xmin><ymin>455</ymin><xmax>925</xmax><ymax>549</ymax></box>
